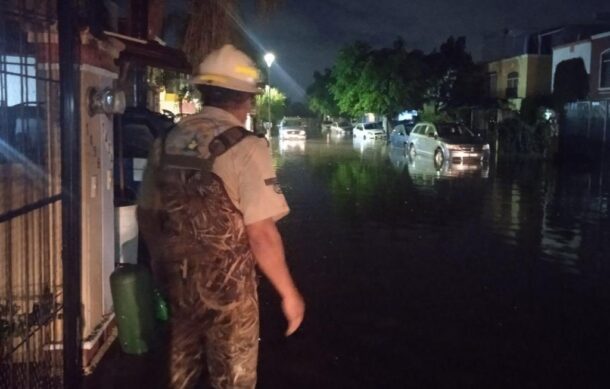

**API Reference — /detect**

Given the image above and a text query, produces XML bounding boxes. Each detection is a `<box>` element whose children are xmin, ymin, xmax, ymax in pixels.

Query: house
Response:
<box><xmin>550</xmin><ymin>30</ymin><xmax>610</xmax><ymax>101</ymax></box>
<box><xmin>551</xmin><ymin>30</ymin><xmax>610</xmax><ymax>159</ymax></box>
<box><xmin>551</xmin><ymin>40</ymin><xmax>592</xmax><ymax>92</ymax></box>
<box><xmin>589</xmin><ymin>31</ymin><xmax>610</xmax><ymax>100</ymax></box>
<box><xmin>486</xmin><ymin>54</ymin><xmax>551</xmax><ymax>110</ymax></box>
<box><xmin>483</xmin><ymin>23</ymin><xmax>610</xmax><ymax>110</ymax></box>
<box><xmin>0</xmin><ymin>0</ymin><xmax>191</xmax><ymax>386</ymax></box>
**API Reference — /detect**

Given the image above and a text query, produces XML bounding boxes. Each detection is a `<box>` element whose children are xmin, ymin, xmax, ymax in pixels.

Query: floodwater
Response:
<box><xmin>257</xmin><ymin>134</ymin><xmax>610</xmax><ymax>388</ymax></box>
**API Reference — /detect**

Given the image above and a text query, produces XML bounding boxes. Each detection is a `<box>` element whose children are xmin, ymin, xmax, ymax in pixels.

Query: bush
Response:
<box><xmin>497</xmin><ymin>117</ymin><xmax>552</xmax><ymax>156</ymax></box>
<box><xmin>520</xmin><ymin>95</ymin><xmax>553</xmax><ymax>125</ymax></box>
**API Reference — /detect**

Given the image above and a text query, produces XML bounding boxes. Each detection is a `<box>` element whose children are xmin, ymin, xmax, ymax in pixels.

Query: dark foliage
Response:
<box><xmin>553</xmin><ymin>58</ymin><xmax>589</xmax><ymax>108</ymax></box>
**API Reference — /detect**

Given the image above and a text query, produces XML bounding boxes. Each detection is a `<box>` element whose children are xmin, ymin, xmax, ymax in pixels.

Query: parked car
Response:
<box><xmin>353</xmin><ymin>122</ymin><xmax>385</xmax><ymax>140</ymax></box>
<box><xmin>279</xmin><ymin>117</ymin><xmax>307</xmax><ymax>140</ymax></box>
<box><xmin>408</xmin><ymin>121</ymin><xmax>490</xmax><ymax>167</ymax></box>
<box><xmin>331</xmin><ymin>120</ymin><xmax>353</xmax><ymax>134</ymax></box>
<box><xmin>389</xmin><ymin>122</ymin><xmax>414</xmax><ymax>149</ymax></box>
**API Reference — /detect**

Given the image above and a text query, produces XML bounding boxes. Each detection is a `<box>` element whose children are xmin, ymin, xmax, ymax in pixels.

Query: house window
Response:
<box><xmin>1</xmin><ymin>55</ymin><xmax>37</xmax><ymax>105</ymax></box>
<box><xmin>601</xmin><ymin>50</ymin><xmax>610</xmax><ymax>89</ymax></box>
<box><xmin>506</xmin><ymin>72</ymin><xmax>519</xmax><ymax>98</ymax></box>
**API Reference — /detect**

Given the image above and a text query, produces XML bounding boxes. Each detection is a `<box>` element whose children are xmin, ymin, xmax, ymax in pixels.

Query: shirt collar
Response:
<box><xmin>197</xmin><ymin>106</ymin><xmax>244</xmax><ymax>128</ymax></box>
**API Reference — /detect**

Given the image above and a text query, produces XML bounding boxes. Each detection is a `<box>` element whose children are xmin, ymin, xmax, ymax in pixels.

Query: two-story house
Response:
<box><xmin>551</xmin><ymin>30</ymin><xmax>610</xmax><ymax>101</ymax></box>
<box><xmin>483</xmin><ymin>23</ymin><xmax>610</xmax><ymax>110</ymax></box>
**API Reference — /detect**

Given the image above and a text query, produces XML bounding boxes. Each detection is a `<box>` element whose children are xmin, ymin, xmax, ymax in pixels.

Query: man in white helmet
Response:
<box><xmin>137</xmin><ymin>44</ymin><xmax>305</xmax><ymax>388</ymax></box>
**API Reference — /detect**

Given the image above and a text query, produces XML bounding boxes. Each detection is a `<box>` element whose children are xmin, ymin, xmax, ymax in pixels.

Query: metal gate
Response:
<box><xmin>562</xmin><ymin>100</ymin><xmax>610</xmax><ymax>159</ymax></box>
<box><xmin>1</xmin><ymin>0</ymin><xmax>80</xmax><ymax>387</ymax></box>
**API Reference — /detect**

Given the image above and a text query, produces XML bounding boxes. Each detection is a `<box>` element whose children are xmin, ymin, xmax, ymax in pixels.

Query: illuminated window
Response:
<box><xmin>1</xmin><ymin>55</ymin><xmax>37</xmax><ymax>105</ymax></box>
<box><xmin>601</xmin><ymin>50</ymin><xmax>610</xmax><ymax>89</ymax></box>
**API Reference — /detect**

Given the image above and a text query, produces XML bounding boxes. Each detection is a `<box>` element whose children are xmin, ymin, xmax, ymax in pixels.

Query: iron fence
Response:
<box><xmin>1</xmin><ymin>0</ymin><xmax>68</xmax><ymax>387</ymax></box>
<box><xmin>562</xmin><ymin>100</ymin><xmax>610</xmax><ymax>159</ymax></box>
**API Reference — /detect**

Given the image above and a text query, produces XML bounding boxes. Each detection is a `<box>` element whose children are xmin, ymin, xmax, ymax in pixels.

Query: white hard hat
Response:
<box><xmin>190</xmin><ymin>44</ymin><xmax>261</xmax><ymax>94</ymax></box>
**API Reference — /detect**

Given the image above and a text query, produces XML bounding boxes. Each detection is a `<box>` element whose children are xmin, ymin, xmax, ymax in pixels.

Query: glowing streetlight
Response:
<box><xmin>264</xmin><ymin>52</ymin><xmax>276</xmax><ymax>68</ymax></box>
<box><xmin>263</xmin><ymin>52</ymin><xmax>276</xmax><ymax>129</ymax></box>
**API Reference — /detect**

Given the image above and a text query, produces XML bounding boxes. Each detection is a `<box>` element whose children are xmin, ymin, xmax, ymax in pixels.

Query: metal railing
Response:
<box><xmin>0</xmin><ymin>0</ymin><xmax>79</xmax><ymax>386</ymax></box>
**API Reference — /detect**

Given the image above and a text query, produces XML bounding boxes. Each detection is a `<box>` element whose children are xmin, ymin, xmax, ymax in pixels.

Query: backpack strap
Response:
<box><xmin>160</xmin><ymin>126</ymin><xmax>254</xmax><ymax>171</ymax></box>
<box><xmin>208</xmin><ymin>126</ymin><xmax>254</xmax><ymax>157</ymax></box>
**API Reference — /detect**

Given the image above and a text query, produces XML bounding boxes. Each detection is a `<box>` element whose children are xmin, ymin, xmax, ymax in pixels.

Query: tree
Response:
<box><xmin>182</xmin><ymin>0</ymin><xmax>279</xmax><ymax>68</ymax></box>
<box><xmin>285</xmin><ymin>101</ymin><xmax>314</xmax><ymax>117</ymax></box>
<box><xmin>423</xmin><ymin>36</ymin><xmax>486</xmax><ymax>114</ymax></box>
<box><xmin>255</xmin><ymin>87</ymin><xmax>287</xmax><ymax>126</ymax></box>
<box><xmin>306</xmin><ymin>69</ymin><xmax>339</xmax><ymax>117</ymax></box>
<box><xmin>317</xmin><ymin>36</ymin><xmax>484</xmax><ymax>123</ymax></box>
<box><xmin>330</xmin><ymin>41</ymin><xmax>372</xmax><ymax>116</ymax></box>
<box><xmin>330</xmin><ymin>39</ymin><xmax>427</xmax><ymax>119</ymax></box>
<box><xmin>553</xmin><ymin>58</ymin><xmax>589</xmax><ymax>108</ymax></box>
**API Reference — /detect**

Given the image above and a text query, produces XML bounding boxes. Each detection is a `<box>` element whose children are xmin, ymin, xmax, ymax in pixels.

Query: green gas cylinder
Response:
<box><xmin>110</xmin><ymin>264</ymin><xmax>156</xmax><ymax>354</ymax></box>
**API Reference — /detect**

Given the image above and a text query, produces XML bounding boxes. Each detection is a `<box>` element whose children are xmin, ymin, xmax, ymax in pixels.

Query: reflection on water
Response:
<box><xmin>263</xmin><ymin>136</ymin><xmax>610</xmax><ymax>387</ymax></box>
<box><xmin>323</xmin><ymin>130</ymin><xmax>351</xmax><ymax>144</ymax></box>
<box><xmin>388</xmin><ymin>148</ymin><xmax>490</xmax><ymax>179</ymax></box>
<box><xmin>273</xmin><ymin>137</ymin><xmax>610</xmax><ymax>277</ymax></box>
<box><xmin>278</xmin><ymin>139</ymin><xmax>306</xmax><ymax>155</ymax></box>
<box><xmin>352</xmin><ymin>136</ymin><xmax>387</xmax><ymax>155</ymax></box>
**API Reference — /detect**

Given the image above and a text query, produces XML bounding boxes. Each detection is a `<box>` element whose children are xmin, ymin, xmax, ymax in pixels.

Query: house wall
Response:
<box><xmin>487</xmin><ymin>56</ymin><xmax>522</xmax><ymax>99</ymax></box>
<box><xmin>590</xmin><ymin>32</ymin><xmax>610</xmax><ymax>100</ymax></box>
<box><xmin>487</xmin><ymin>54</ymin><xmax>551</xmax><ymax>110</ymax></box>
<box><xmin>76</xmin><ymin>32</ymin><xmax>124</xmax><ymax>366</ymax></box>
<box><xmin>552</xmin><ymin>40</ymin><xmax>592</xmax><ymax>92</ymax></box>
<box><xmin>525</xmin><ymin>55</ymin><xmax>552</xmax><ymax>96</ymax></box>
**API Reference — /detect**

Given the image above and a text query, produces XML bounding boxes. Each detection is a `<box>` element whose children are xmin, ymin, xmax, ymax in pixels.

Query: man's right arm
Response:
<box><xmin>246</xmin><ymin>217</ymin><xmax>305</xmax><ymax>336</ymax></box>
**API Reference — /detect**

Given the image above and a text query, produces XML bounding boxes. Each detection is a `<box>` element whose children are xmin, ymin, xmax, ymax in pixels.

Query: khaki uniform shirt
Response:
<box><xmin>138</xmin><ymin>106</ymin><xmax>289</xmax><ymax>225</ymax></box>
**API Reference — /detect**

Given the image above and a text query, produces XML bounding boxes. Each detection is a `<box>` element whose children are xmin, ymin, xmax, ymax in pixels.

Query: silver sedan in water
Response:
<box><xmin>408</xmin><ymin>122</ymin><xmax>490</xmax><ymax>167</ymax></box>
<box><xmin>389</xmin><ymin>122</ymin><xmax>414</xmax><ymax>149</ymax></box>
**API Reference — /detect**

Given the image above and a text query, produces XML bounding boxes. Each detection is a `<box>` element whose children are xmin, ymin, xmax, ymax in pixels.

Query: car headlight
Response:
<box><xmin>446</xmin><ymin>144</ymin><xmax>460</xmax><ymax>150</ymax></box>
<box><xmin>482</xmin><ymin>144</ymin><xmax>490</xmax><ymax>150</ymax></box>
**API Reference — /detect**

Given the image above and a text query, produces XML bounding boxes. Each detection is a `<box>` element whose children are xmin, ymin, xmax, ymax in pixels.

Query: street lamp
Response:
<box><xmin>263</xmin><ymin>52</ymin><xmax>275</xmax><ymax>130</ymax></box>
<box><xmin>264</xmin><ymin>52</ymin><xmax>275</xmax><ymax>68</ymax></box>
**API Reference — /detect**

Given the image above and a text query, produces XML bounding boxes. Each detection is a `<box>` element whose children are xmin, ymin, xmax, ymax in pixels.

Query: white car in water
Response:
<box><xmin>279</xmin><ymin>117</ymin><xmax>307</xmax><ymax>140</ymax></box>
<box><xmin>353</xmin><ymin>122</ymin><xmax>385</xmax><ymax>140</ymax></box>
<box><xmin>330</xmin><ymin>120</ymin><xmax>353</xmax><ymax>134</ymax></box>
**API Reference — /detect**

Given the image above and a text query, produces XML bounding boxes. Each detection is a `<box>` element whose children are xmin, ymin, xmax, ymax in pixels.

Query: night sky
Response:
<box><xmin>239</xmin><ymin>0</ymin><xmax>610</xmax><ymax>101</ymax></box>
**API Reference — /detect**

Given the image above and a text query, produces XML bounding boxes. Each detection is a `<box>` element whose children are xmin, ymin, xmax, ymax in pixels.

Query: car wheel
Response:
<box><xmin>408</xmin><ymin>143</ymin><xmax>416</xmax><ymax>159</ymax></box>
<box><xmin>434</xmin><ymin>148</ymin><xmax>445</xmax><ymax>168</ymax></box>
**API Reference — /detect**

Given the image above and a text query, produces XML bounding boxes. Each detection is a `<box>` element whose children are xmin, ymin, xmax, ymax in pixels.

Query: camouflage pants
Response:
<box><xmin>157</xmin><ymin>259</ymin><xmax>259</xmax><ymax>389</ymax></box>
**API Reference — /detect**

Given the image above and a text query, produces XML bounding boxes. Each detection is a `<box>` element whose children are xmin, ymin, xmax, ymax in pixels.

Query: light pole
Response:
<box><xmin>263</xmin><ymin>52</ymin><xmax>275</xmax><ymax>130</ymax></box>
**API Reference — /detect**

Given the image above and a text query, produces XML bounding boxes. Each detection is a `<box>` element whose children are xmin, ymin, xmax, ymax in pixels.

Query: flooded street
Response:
<box><xmin>257</xmin><ymin>135</ymin><xmax>610</xmax><ymax>388</ymax></box>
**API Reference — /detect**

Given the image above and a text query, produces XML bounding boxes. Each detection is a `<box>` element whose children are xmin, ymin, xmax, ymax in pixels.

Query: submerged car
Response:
<box><xmin>279</xmin><ymin>117</ymin><xmax>307</xmax><ymax>140</ymax></box>
<box><xmin>408</xmin><ymin>122</ymin><xmax>489</xmax><ymax>166</ymax></box>
<box><xmin>389</xmin><ymin>121</ymin><xmax>415</xmax><ymax>148</ymax></box>
<box><xmin>331</xmin><ymin>120</ymin><xmax>353</xmax><ymax>134</ymax></box>
<box><xmin>353</xmin><ymin>122</ymin><xmax>385</xmax><ymax>140</ymax></box>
